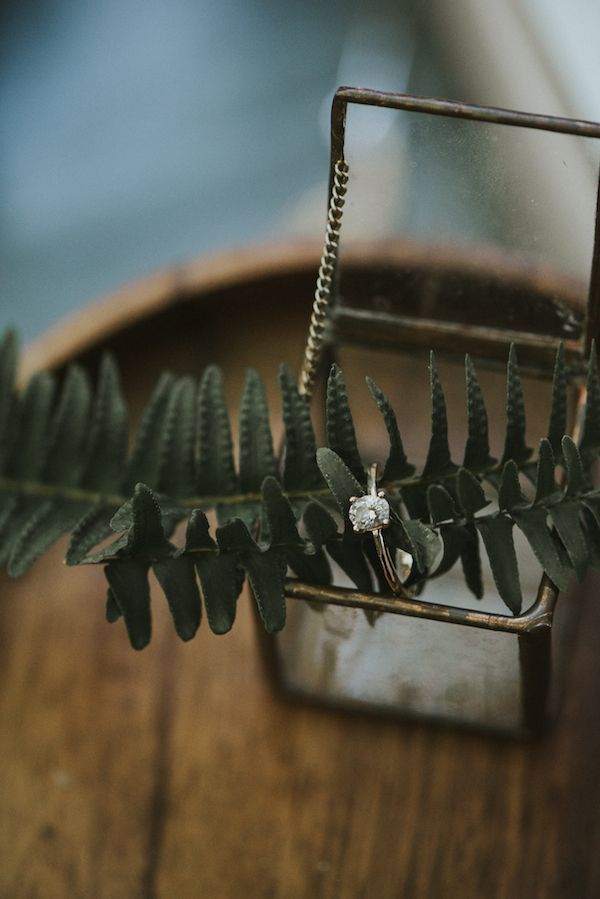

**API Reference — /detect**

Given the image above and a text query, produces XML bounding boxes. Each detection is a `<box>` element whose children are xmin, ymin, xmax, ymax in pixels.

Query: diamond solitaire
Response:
<box><xmin>348</xmin><ymin>494</ymin><xmax>390</xmax><ymax>533</ymax></box>
<box><xmin>347</xmin><ymin>464</ymin><xmax>405</xmax><ymax>595</ymax></box>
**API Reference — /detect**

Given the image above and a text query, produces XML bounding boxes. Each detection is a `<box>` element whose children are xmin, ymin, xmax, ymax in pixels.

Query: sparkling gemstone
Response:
<box><xmin>348</xmin><ymin>495</ymin><xmax>390</xmax><ymax>532</ymax></box>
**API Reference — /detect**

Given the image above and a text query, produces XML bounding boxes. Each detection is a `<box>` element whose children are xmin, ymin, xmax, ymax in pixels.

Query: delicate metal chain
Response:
<box><xmin>298</xmin><ymin>159</ymin><xmax>349</xmax><ymax>398</ymax></box>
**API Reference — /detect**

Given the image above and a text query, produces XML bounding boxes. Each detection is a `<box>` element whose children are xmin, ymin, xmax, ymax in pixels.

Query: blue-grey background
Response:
<box><xmin>3</xmin><ymin>0</ymin><xmax>597</xmax><ymax>341</ymax></box>
<box><xmin>2</xmin><ymin>0</ymin><xmax>438</xmax><ymax>340</ymax></box>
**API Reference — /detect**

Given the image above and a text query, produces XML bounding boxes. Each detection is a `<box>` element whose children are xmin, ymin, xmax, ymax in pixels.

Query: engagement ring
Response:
<box><xmin>348</xmin><ymin>462</ymin><xmax>412</xmax><ymax>596</ymax></box>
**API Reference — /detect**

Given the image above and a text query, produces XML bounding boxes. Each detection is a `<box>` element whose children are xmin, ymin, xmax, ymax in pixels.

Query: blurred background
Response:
<box><xmin>2</xmin><ymin>0</ymin><xmax>600</xmax><ymax>341</ymax></box>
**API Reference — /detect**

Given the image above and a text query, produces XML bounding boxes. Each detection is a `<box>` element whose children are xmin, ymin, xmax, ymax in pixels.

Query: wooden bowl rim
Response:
<box><xmin>22</xmin><ymin>238</ymin><xmax>585</xmax><ymax>377</ymax></box>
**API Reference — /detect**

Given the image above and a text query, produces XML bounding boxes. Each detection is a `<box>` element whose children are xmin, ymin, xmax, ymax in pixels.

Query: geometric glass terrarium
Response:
<box><xmin>258</xmin><ymin>88</ymin><xmax>600</xmax><ymax>736</ymax></box>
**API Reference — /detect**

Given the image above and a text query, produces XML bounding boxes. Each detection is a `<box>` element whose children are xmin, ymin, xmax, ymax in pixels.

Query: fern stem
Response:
<box><xmin>0</xmin><ymin>450</ymin><xmax>573</xmax><ymax>516</ymax></box>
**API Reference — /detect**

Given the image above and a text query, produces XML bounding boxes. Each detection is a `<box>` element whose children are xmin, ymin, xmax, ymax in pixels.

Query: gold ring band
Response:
<box><xmin>348</xmin><ymin>462</ymin><xmax>410</xmax><ymax>596</ymax></box>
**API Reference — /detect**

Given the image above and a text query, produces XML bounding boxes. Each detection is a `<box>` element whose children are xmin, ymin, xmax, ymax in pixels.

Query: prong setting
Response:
<box><xmin>348</xmin><ymin>494</ymin><xmax>391</xmax><ymax>533</ymax></box>
<box><xmin>347</xmin><ymin>463</ymin><xmax>409</xmax><ymax>596</ymax></box>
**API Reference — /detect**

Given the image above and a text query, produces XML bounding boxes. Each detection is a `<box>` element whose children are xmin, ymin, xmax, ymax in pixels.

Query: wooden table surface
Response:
<box><xmin>1</xmin><ymin>249</ymin><xmax>599</xmax><ymax>898</ymax></box>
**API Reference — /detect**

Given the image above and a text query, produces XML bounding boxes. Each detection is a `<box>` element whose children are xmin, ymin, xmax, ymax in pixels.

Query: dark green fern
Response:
<box><xmin>0</xmin><ymin>328</ymin><xmax>599</xmax><ymax>648</ymax></box>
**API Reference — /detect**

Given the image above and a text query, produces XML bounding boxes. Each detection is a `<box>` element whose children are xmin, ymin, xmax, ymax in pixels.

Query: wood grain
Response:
<box><xmin>1</xmin><ymin>247</ymin><xmax>599</xmax><ymax>898</ymax></box>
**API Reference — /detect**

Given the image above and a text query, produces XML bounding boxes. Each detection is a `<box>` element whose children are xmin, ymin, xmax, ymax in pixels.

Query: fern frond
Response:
<box><xmin>477</xmin><ymin>516</ymin><xmax>522</xmax><ymax>615</ymax></box>
<box><xmin>548</xmin><ymin>502</ymin><xmax>589</xmax><ymax>582</ymax></box>
<box><xmin>66</xmin><ymin>503</ymin><xmax>116</xmax><ymax>565</ymax></box>
<box><xmin>460</xmin><ymin>525</ymin><xmax>484</xmax><ymax>600</ymax></box>
<box><xmin>239</xmin><ymin>369</ymin><xmax>277</xmax><ymax>493</ymax></box>
<box><xmin>44</xmin><ymin>365</ymin><xmax>92</xmax><ymax>486</ymax></box>
<box><xmin>304</xmin><ymin>500</ymin><xmax>370</xmax><ymax>591</ymax></box>
<box><xmin>562</xmin><ymin>436</ymin><xmax>588</xmax><ymax>496</ymax></box>
<box><xmin>8</xmin><ymin>372</ymin><xmax>55</xmax><ymax>480</ymax></box>
<box><xmin>0</xmin><ymin>331</ymin><xmax>18</xmax><ymax>471</ymax></box>
<box><xmin>124</xmin><ymin>372</ymin><xmax>177</xmax><ymax>491</ymax></box>
<box><xmin>512</xmin><ymin>508</ymin><xmax>570</xmax><ymax>592</ymax></box>
<box><xmin>547</xmin><ymin>342</ymin><xmax>567</xmax><ymax>458</ymax></box>
<box><xmin>464</xmin><ymin>355</ymin><xmax>494</xmax><ymax>470</ymax></box>
<box><xmin>196</xmin><ymin>365</ymin><xmax>238</xmax><ymax>496</ymax></box>
<box><xmin>82</xmin><ymin>354</ymin><xmax>128</xmax><ymax>493</ymax></box>
<box><xmin>366</xmin><ymin>377</ymin><xmax>414</xmax><ymax>480</ymax></box>
<box><xmin>279</xmin><ymin>364</ymin><xmax>322</xmax><ymax>490</ymax></box>
<box><xmin>456</xmin><ymin>468</ymin><xmax>488</xmax><ymax>517</ymax></box>
<box><xmin>498</xmin><ymin>460</ymin><xmax>525</xmax><ymax>512</ymax></box>
<box><xmin>532</xmin><ymin>439</ymin><xmax>559</xmax><ymax>505</ymax></box>
<box><xmin>501</xmin><ymin>344</ymin><xmax>532</xmax><ymax>465</ymax></box>
<box><xmin>217</xmin><ymin>517</ymin><xmax>286</xmax><ymax>634</ymax></box>
<box><xmin>426</xmin><ymin>484</ymin><xmax>457</xmax><ymax>524</ymax></box>
<box><xmin>316</xmin><ymin>446</ymin><xmax>363</xmax><ymax>520</ymax></box>
<box><xmin>186</xmin><ymin>510</ymin><xmax>241</xmax><ymax>635</ymax></box>
<box><xmin>105</xmin><ymin>559</ymin><xmax>152</xmax><ymax>650</ymax></box>
<box><xmin>8</xmin><ymin>499</ymin><xmax>87</xmax><ymax>577</ymax></box>
<box><xmin>423</xmin><ymin>352</ymin><xmax>455</xmax><ymax>477</ymax></box>
<box><xmin>158</xmin><ymin>376</ymin><xmax>196</xmax><ymax>499</ymax></box>
<box><xmin>326</xmin><ymin>364</ymin><xmax>364</xmax><ymax>482</ymax></box>
<box><xmin>153</xmin><ymin>554</ymin><xmax>201</xmax><ymax>642</ymax></box>
<box><xmin>580</xmin><ymin>341</ymin><xmax>600</xmax><ymax>457</ymax></box>
<box><xmin>1</xmin><ymin>330</ymin><xmax>599</xmax><ymax>646</ymax></box>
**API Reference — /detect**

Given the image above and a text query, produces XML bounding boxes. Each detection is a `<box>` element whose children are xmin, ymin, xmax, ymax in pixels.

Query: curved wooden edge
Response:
<box><xmin>21</xmin><ymin>241</ymin><xmax>322</xmax><ymax>378</ymax></box>
<box><xmin>22</xmin><ymin>237</ymin><xmax>586</xmax><ymax>378</ymax></box>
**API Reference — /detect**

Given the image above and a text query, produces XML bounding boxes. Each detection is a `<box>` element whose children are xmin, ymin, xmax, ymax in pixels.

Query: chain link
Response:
<box><xmin>298</xmin><ymin>159</ymin><xmax>349</xmax><ymax>398</ymax></box>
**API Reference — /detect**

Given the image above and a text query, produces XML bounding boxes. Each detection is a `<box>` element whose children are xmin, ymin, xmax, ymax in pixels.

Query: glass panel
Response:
<box><xmin>273</xmin><ymin>344</ymin><xmax>579</xmax><ymax>733</ymax></box>
<box><xmin>341</xmin><ymin>108</ymin><xmax>600</xmax><ymax>307</ymax></box>
<box><xmin>277</xmin><ymin>603</ymin><xmax>522</xmax><ymax>731</ymax></box>
<box><xmin>274</xmin><ymin>104</ymin><xmax>593</xmax><ymax>732</ymax></box>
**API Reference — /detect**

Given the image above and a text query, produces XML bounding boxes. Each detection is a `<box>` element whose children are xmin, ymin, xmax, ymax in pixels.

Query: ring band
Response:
<box><xmin>348</xmin><ymin>462</ymin><xmax>411</xmax><ymax>596</ymax></box>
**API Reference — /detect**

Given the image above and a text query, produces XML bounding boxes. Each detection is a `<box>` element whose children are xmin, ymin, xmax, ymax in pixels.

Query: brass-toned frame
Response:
<box><xmin>262</xmin><ymin>88</ymin><xmax>600</xmax><ymax>734</ymax></box>
<box><xmin>329</xmin><ymin>87</ymin><xmax>600</xmax><ymax>358</ymax></box>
